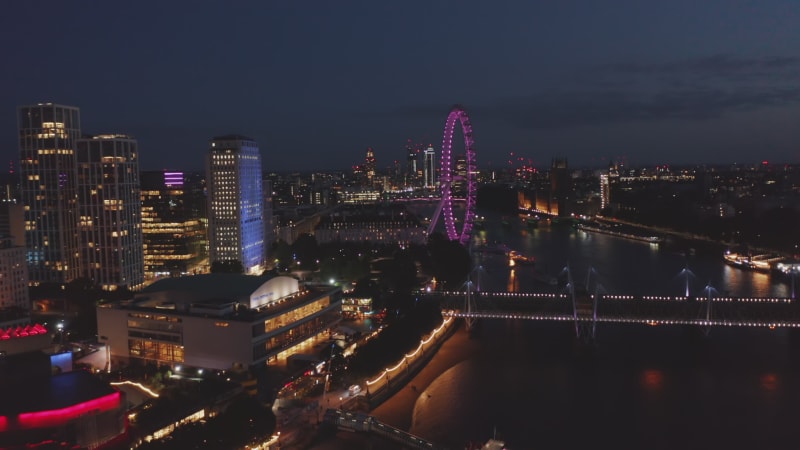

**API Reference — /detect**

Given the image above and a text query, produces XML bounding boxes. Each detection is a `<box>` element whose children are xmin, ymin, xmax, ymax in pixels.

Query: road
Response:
<box><xmin>274</xmin><ymin>319</ymin><xmax>478</xmax><ymax>449</ymax></box>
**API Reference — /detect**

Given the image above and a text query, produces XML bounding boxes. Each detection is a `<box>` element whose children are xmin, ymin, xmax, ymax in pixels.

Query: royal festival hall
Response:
<box><xmin>97</xmin><ymin>273</ymin><xmax>342</xmax><ymax>371</ymax></box>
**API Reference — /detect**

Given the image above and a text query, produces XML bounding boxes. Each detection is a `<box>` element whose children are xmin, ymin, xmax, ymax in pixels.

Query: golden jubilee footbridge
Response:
<box><xmin>420</xmin><ymin>264</ymin><xmax>800</xmax><ymax>342</ymax></box>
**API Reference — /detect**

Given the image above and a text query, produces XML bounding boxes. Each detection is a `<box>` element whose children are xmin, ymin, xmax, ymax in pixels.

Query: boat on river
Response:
<box><xmin>466</xmin><ymin>438</ymin><xmax>507</xmax><ymax>450</ymax></box>
<box><xmin>508</xmin><ymin>250</ymin><xmax>535</xmax><ymax>266</ymax></box>
<box><xmin>723</xmin><ymin>251</ymin><xmax>785</xmax><ymax>272</ymax></box>
<box><xmin>576</xmin><ymin>223</ymin><xmax>664</xmax><ymax>244</ymax></box>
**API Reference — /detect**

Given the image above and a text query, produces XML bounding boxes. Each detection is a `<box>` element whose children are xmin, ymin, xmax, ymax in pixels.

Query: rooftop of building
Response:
<box><xmin>0</xmin><ymin>368</ymin><xmax>118</xmax><ymax>416</ymax></box>
<box><xmin>210</xmin><ymin>134</ymin><xmax>255</xmax><ymax>142</ymax></box>
<box><xmin>104</xmin><ymin>273</ymin><xmax>341</xmax><ymax>322</ymax></box>
<box><xmin>318</xmin><ymin>203</ymin><xmax>423</xmax><ymax>225</ymax></box>
<box><xmin>139</xmin><ymin>273</ymin><xmax>276</xmax><ymax>301</ymax></box>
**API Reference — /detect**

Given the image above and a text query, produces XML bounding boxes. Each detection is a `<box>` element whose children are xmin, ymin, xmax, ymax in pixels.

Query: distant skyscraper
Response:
<box><xmin>600</xmin><ymin>173</ymin><xmax>610</xmax><ymax>210</ymax></box>
<box><xmin>17</xmin><ymin>103</ymin><xmax>81</xmax><ymax>285</ymax></box>
<box><xmin>406</xmin><ymin>139</ymin><xmax>418</xmax><ymax>180</ymax></box>
<box><xmin>423</xmin><ymin>146</ymin><xmax>436</xmax><ymax>189</ymax></box>
<box><xmin>550</xmin><ymin>157</ymin><xmax>571</xmax><ymax>217</ymax></box>
<box><xmin>76</xmin><ymin>134</ymin><xmax>144</xmax><ymax>291</ymax></box>
<box><xmin>453</xmin><ymin>153</ymin><xmax>467</xmax><ymax>197</ymax></box>
<box><xmin>206</xmin><ymin>135</ymin><xmax>265</xmax><ymax>274</ymax></box>
<box><xmin>364</xmin><ymin>147</ymin><xmax>376</xmax><ymax>185</ymax></box>
<box><xmin>140</xmin><ymin>171</ymin><xmax>207</xmax><ymax>279</ymax></box>
<box><xmin>262</xmin><ymin>178</ymin><xmax>275</xmax><ymax>261</ymax></box>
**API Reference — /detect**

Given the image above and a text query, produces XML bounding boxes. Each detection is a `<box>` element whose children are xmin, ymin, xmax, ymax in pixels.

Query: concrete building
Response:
<box><xmin>76</xmin><ymin>134</ymin><xmax>144</xmax><ymax>291</ymax></box>
<box><xmin>96</xmin><ymin>273</ymin><xmax>342</xmax><ymax>371</ymax></box>
<box><xmin>0</xmin><ymin>201</ymin><xmax>24</xmax><ymax>247</ymax></box>
<box><xmin>0</xmin><ymin>351</ymin><xmax>128</xmax><ymax>449</ymax></box>
<box><xmin>206</xmin><ymin>136</ymin><xmax>265</xmax><ymax>274</ymax></box>
<box><xmin>314</xmin><ymin>204</ymin><xmax>427</xmax><ymax>247</ymax></box>
<box><xmin>17</xmin><ymin>103</ymin><xmax>82</xmax><ymax>284</ymax></box>
<box><xmin>0</xmin><ymin>237</ymin><xmax>29</xmax><ymax>311</ymax></box>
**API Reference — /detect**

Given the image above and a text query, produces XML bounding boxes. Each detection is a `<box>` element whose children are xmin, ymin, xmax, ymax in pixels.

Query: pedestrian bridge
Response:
<box><xmin>420</xmin><ymin>289</ymin><xmax>800</xmax><ymax>341</ymax></box>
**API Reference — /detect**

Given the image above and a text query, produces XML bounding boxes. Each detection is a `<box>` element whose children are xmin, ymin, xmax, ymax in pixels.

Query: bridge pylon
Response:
<box><xmin>698</xmin><ymin>282</ymin><xmax>717</xmax><ymax>336</ymax></box>
<box><xmin>563</xmin><ymin>265</ymin><xmax>600</xmax><ymax>343</ymax></box>
<box><xmin>463</xmin><ymin>279</ymin><xmax>478</xmax><ymax>331</ymax></box>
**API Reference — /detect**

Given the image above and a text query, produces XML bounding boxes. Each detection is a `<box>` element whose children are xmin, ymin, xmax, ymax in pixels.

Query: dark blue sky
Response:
<box><xmin>3</xmin><ymin>1</ymin><xmax>799</xmax><ymax>172</ymax></box>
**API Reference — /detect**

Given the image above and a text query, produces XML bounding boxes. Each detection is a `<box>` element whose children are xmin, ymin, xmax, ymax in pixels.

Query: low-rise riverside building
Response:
<box><xmin>314</xmin><ymin>204</ymin><xmax>427</xmax><ymax>247</ymax></box>
<box><xmin>97</xmin><ymin>273</ymin><xmax>342</xmax><ymax>371</ymax></box>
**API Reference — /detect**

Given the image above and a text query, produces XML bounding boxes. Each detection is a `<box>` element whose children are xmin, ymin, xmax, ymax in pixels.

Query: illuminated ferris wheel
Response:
<box><xmin>427</xmin><ymin>105</ymin><xmax>477</xmax><ymax>246</ymax></box>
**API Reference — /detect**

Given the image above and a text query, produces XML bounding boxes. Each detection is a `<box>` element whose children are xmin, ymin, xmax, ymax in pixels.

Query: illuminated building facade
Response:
<box><xmin>453</xmin><ymin>153</ymin><xmax>467</xmax><ymax>197</ymax></box>
<box><xmin>206</xmin><ymin>135</ymin><xmax>265</xmax><ymax>274</ymax></box>
<box><xmin>76</xmin><ymin>135</ymin><xmax>144</xmax><ymax>291</ymax></box>
<box><xmin>423</xmin><ymin>146</ymin><xmax>436</xmax><ymax>189</ymax></box>
<box><xmin>0</xmin><ymin>237</ymin><xmax>29</xmax><ymax>311</ymax></box>
<box><xmin>17</xmin><ymin>103</ymin><xmax>81</xmax><ymax>284</ymax></box>
<box><xmin>140</xmin><ymin>171</ymin><xmax>207</xmax><ymax>279</ymax></box>
<box><xmin>96</xmin><ymin>273</ymin><xmax>342</xmax><ymax>371</ymax></box>
<box><xmin>364</xmin><ymin>147</ymin><xmax>376</xmax><ymax>185</ymax></box>
<box><xmin>406</xmin><ymin>139</ymin><xmax>419</xmax><ymax>184</ymax></box>
<box><xmin>0</xmin><ymin>354</ymin><xmax>128</xmax><ymax>449</ymax></box>
<box><xmin>600</xmin><ymin>173</ymin><xmax>610</xmax><ymax>210</ymax></box>
<box><xmin>315</xmin><ymin>204</ymin><xmax>427</xmax><ymax>247</ymax></box>
<box><xmin>550</xmin><ymin>157</ymin><xmax>571</xmax><ymax>217</ymax></box>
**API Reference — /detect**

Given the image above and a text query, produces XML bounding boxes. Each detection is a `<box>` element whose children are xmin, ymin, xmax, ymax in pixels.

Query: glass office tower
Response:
<box><xmin>206</xmin><ymin>135</ymin><xmax>265</xmax><ymax>274</ymax></box>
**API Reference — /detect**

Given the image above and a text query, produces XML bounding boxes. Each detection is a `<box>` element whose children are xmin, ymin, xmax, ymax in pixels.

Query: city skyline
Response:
<box><xmin>3</xmin><ymin>2</ymin><xmax>800</xmax><ymax>173</ymax></box>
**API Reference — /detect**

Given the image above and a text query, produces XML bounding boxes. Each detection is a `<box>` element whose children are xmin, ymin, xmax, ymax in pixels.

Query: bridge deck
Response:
<box><xmin>423</xmin><ymin>291</ymin><xmax>800</xmax><ymax>328</ymax></box>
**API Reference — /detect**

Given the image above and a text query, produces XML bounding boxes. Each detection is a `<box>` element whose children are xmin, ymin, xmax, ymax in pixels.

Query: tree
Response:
<box><xmin>291</xmin><ymin>233</ymin><xmax>320</xmax><ymax>271</ymax></box>
<box><xmin>272</xmin><ymin>239</ymin><xmax>293</xmax><ymax>271</ymax></box>
<box><xmin>427</xmin><ymin>233</ymin><xmax>471</xmax><ymax>290</ymax></box>
<box><xmin>210</xmin><ymin>260</ymin><xmax>244</xmax><ymax>274</ymax></box>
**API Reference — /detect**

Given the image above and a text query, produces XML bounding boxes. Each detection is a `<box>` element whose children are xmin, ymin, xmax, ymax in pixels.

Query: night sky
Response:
<box><xmin>3</xmin><ymin>1</ymin><xmax>799</xmax><ymax>172</ymax></box>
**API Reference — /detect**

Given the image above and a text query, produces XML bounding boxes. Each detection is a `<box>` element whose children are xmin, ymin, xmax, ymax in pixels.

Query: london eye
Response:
<box><xmin>427</xmin><ymin>105</ymin><xmax>477</xmax><ymax>247</ymax></box>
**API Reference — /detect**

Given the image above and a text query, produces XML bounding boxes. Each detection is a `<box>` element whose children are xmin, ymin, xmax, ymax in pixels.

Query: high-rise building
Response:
<box><xmin>453</xmin><ymin>153</ymin><xmax>467</xmax><ymax>197</ymax></box>
<box><xmin>206</xmin><ymin>135</ymin><xmax>265</xmax><ymax>274</ymax></box>
<box><xmin>550</xmin><ymin>157</ymin><xmax>571</xmax><ymax>217</ymax></box>
<box><xmin>423</xmin><ymin>146</ymin><xmax>436</xmax><ymax>189</ymax></box>
<box><xmin>0</xmin><ymin>237</ymin><xmax>29</xmax><ymax>311</ymax></box>
<box><xmin>262</xmin><ymin>178</ymin><xmax>275</xmax><ymax>261</ymax></box>
<box><xmin>600</xmin><ymin>173</ymin><xmax>611</xmax><ymax>210</ymax></box>
<box><xmin>0</xmin><ymin>201</ymin><xmax>25</xmax><ymax>247</ymax></box>
<box><xmin>406</xmin><ymin>139</ymin><xmax>418</xmax><ymax>182</ymax></box>
<box><xmin>364</xmin><ymin>147</ymin><xmax>376</xmax><ymax>185</ymax></box>
<box><xmin>17</xmin><ymin>103</ymin><xmax>82</xmax><ymax>285</ymax></box>
<box><xmin>76</xmin><ymin>134</ymin><xmax>144</xmax><ymax>291</ymax></box>
<box><xmin>140</xmin><ymin>171</ymin><xmax>207</xmax><ymax>280</ymax></box>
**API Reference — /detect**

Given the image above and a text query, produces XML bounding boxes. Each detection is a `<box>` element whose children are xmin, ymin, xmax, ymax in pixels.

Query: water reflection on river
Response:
<box><xmin>409</xmin><ymin>211</ymin><xmax>800</xmax><ymax>449</ymax></box>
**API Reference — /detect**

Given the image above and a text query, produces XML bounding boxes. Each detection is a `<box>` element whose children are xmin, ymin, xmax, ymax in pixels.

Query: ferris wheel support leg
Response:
<box><xmin>427</xmin><ymin>196</ymin><xmax>446</xmax><ymax>238</ymax></box>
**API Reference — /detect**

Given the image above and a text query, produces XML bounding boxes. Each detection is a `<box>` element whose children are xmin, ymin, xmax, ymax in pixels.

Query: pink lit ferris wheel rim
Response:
<box><xmin>440</xmin><ymin>105</ymin><xmax>477</xmax><ymax>246</ymax></box>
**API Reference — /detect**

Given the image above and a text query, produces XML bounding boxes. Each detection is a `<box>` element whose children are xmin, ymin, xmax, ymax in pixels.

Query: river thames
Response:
<box><xmin>320</xmin><ymin>211</ymin><xmax>800</xmax><ymax>449</ymax></box>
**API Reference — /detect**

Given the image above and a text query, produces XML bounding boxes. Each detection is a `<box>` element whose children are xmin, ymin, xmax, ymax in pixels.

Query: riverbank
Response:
<box><xmin>300</xmin><ymin>320</ymin><xmax>479</xmax><ymax>449</ymax></box>
<box><xmin>595</xmin><ymin>215</ymin><xmax>796</xmax><ymax>258</ymax></box>
<box><xmin>369</xmin><ymin>320</ymin><xmax>481</xmax><ymax>431</ymax></box>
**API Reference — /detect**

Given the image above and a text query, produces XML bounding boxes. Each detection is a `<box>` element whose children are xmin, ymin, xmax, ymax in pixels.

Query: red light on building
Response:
<box><xmin>16</xmin><ymin>391</ymin><xmax>121</xmax><ymax>430</ymax></box>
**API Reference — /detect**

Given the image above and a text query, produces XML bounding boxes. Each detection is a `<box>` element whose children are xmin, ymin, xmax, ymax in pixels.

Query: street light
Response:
<box><xmin>56</xmin><ymin>322</ymin><xmax>65</xmax><ymax>348</ymax></box>
<box><xmin>318</xmin><ymin>342</ymin><xmax>336</xmax><ymax>422</ymax></box>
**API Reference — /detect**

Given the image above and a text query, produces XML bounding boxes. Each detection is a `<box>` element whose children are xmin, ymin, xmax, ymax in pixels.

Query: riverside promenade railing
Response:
<box><xmin>359</xmin><ymin>316</ymin><xmax>457</xmax><ymax>409</ymax></box>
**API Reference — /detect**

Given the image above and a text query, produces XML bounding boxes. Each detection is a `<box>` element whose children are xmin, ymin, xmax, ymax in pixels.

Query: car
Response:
<box><xmin>348</xmin><ymin>384</ymin><xmax>362</xmax><ymax>396</ymax></box>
